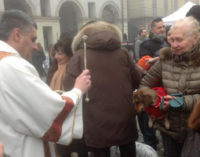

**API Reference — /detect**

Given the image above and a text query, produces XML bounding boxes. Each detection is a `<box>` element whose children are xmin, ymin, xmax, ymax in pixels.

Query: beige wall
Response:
<box><xmin>129</xmin><ymin>0</ymin><xmax>200</xmax><ymax>19</ymax></box>
<box><xmin>0</xmin><ymin>0</ymin><xmax>4</xmax><ymax>12</ymax></box>
<box><xmin>34</xmin><ymin>17</ymin><xmax>60</xmax><ymax>51</ymax></box>
<box><xmin>4</xmin><ymin>0</ymin><xmax>200</xmax><ymax>46</ymax></box>
<box><xmin>127</xmin><ymin>0</ymin><xmax>200</xmax><ymax>41</ymax></box>
<box><xmin>145</xmin><ymin>0</ymin><xmax>153</xmax><ymax>16</ymax></box>
<box><xmin>168</xmin><ymin>0</ymin><xmax>174</xmax><ymax>14</ymax></box>
<box><xmin>157</xmin><ymin>0</ymin><xmax>163</xmax><ymax>16</ymax></box>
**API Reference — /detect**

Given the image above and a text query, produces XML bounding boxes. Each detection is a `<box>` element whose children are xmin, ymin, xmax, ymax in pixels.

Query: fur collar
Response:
<box><xmin>160</xmin><ymin>42</ymin><xmax>200</xmax><ymax>66</ymax></box>
<box><xmin>71</xmin><ymin>21</ymin><xmax>122</xmax><ymax>53</ymax></box>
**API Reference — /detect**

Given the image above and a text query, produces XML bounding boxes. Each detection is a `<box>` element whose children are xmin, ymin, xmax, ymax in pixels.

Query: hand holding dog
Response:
<box><xmin>163</xmin><ymin>95</ymin><xmax>175</xmax><ymax>111</ymax></box>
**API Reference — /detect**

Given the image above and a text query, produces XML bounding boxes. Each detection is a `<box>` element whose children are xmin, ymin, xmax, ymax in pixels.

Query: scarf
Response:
<box><xmin>50</xmin><ymin>63</ymin><xmax>67</xmax><ymax>90</ymax></box>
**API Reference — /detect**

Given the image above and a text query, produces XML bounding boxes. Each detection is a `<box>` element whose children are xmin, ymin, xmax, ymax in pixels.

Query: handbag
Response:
<box><xmin>181</xmin><ymin>131</ymin><xmax>200</xmax><ymax>157</ymax></box>
<box><xmin>169</xmin><ymin>93</ymin><xmax>184</xmax><ymax>109</ymax></box>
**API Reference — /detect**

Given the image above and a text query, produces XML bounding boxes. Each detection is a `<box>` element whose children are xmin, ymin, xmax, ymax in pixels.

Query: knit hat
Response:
<box><xmin>186</xmin><ymin>5</ymin><xmax>200</xmax><ymax>22</ymax></box>
<box><xmin>138</xmin><ymin>55</ymin><xmax>152</xmax><ymax>71</ymax></box>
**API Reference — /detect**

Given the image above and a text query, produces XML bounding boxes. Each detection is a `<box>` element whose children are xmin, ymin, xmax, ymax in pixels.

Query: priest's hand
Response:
<box><xmin>74</xmin><ymin>69</ymin><xmax>91</xmax><ymax>94</ymax></box>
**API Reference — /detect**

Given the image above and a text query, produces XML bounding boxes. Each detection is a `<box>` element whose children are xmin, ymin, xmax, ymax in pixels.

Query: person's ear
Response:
<box><xmin>12</xmin><ymin>28</ymin><xmax>22</xmax><ymax>42</ymax></box>
<box><xmin>192</xmin><ymin>34</ymin><xmax>198</xmax><ymax>46</ymax></box>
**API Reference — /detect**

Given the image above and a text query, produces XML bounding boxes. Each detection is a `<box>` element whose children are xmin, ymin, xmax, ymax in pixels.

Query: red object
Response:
<box><xmin>138</xmin><ymin>55</ymin><xmax>152</xmax><ymax>70</ymax></box>
<box><xmin>42</xmin><ymin>96</ymin><xmax>74</xmax><ymax>142</ymax></box>
<box><xmin>144</xmin><ymin>87</ymin><xmax>168</xmax><ymax>119</ymax></box>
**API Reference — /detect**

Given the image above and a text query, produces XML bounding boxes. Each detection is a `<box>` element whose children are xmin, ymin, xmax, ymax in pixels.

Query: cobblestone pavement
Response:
<box><xmin>71</xmin><ymin>119</ymin><xmax>165</xmax><ymax>157</ymax></box>
<box><xmin>109</xmin><ymin>119</ymin><xmax>165</xmax><ymax>157</ymax></box>
<box><xmin>137</xmin><ymin>127</ymin><xmax>165</xmax><ymax>157</ymax></box>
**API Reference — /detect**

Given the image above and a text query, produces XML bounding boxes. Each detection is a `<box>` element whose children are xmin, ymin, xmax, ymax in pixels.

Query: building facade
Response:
<box><xmin>0</xmin><ymin>0</ymin><xmax>127</xmax><ymax>51</ymax></box>
<box><xmin>0</xmin><ymin>0</ymin><xmax>199</xmax><ymax>49</ymax></box>
<box><xmin>128</xmin><ymin>0</ymin><xmax>200</xmax><ymax>41</ymax></box>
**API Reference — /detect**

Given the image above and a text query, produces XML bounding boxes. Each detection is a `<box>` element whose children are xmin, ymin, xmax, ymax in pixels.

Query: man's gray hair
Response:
<box><xmin>0</xmin><ymin>9</ymin><xmax>37</xmax><ymax>41</ymax></box>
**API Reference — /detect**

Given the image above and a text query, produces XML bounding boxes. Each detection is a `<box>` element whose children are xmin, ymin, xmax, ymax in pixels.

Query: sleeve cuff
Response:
<box><xmin>62</xmin><ymin>88</ymin><xmax>83</xmax><ymax>106</ymax></box>
<box><xmin>72</xmin><ymin>88</ymin><xmax>83</xmax><ymax>98</ymax></box>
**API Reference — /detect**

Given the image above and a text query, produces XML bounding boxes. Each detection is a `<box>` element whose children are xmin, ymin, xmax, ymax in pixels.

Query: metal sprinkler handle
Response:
<box><xmin>82</xmin><ymin>35</ymin><xmax>90</xmax><ymax>102</ymax></box>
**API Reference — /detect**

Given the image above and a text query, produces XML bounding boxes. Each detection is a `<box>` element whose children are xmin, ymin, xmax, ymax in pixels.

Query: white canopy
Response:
<box><xmin>162</xmin><ymin>1</ymin><xmax>196</xmax><ymax>26</ymax></box>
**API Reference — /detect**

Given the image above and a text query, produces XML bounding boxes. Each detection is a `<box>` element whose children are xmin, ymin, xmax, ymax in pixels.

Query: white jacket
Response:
<box><xmin>0</xmin><ymin>40</ymin><xmax>83</xmax><ymax>157</ymax></box>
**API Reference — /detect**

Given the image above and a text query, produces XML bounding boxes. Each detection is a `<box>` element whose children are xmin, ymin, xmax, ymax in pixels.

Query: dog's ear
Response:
<box><xmin>142</xmin><ymin>88</ymin><xmax>156</xmax><ymax>96</ymax></box>
<box><xmin>133</xmin><ymin>90</ymin><xmax>145</xmax><ymax>113</ymax></box>
<box><xmin>133</xmin><ymin>90</ymin><xmax>138</xmax><ymax>98</ymax></box>
<box><xmin>133</xmin><ymin>91</ymin><xmax>145</xmax><ymax>107</ymax></box>
<box><xmin>133</xmin><ymin>90</ymin><xmax>142</xmax><ymax>100</ymax></box>
<box><xmin>135</xmin><ymin>104</ymin><xmax>144</xmax><ymax>113</ymax></box>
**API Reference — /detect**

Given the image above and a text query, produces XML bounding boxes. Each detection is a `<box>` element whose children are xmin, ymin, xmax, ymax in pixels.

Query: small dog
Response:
<box><xmin>133</xmin><ymin>87</ymin><xmax>170</xmax><ymax>129</ymax></box>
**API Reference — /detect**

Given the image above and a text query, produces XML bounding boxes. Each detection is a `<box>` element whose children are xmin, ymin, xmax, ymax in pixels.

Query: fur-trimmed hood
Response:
<box><xmin>159</xmin><ymin>42</ymin><xmax>200</xmax><ymax>66</ymax></box>
<box><xmin>71</xmin><ymin>21</ymin><xmax>123</xmax><ymax>53</ymax></box>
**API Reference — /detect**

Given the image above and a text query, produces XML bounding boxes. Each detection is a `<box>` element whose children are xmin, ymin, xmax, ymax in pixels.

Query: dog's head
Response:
<box><xmin>133</xmin><ymin>88</ymin><xmax>158</xmax><ymax>113</ymax></box>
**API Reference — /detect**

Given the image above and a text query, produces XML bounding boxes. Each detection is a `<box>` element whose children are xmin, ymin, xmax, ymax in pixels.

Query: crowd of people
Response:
<box><xmin>1</xmin><ymin>4</ymin><xmax>200</xmax><ymax>157</ymax></box>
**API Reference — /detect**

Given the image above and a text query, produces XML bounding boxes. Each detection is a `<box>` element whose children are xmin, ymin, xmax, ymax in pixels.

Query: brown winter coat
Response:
<box><xmin>140</xmin><ymin>45</ymin><xmax>200</xmax><ymax>143</ymax></box>
<box><xmin>63</xmin><ymin>21</ymin><xmax>141</xmax><ymax>148</ymax></box>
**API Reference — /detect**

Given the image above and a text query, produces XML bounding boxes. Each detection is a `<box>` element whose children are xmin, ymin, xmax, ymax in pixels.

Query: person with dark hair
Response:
<box><xmin>47</xmin><ymin>33</ymin><xmax>88</xmax><ymax>157</ymax></box>
<box><xmin>47</xmin><ymin>33</ymin><xmax>73</xmax><ymax>90</ymax></box>
<box><xmin>121</xmin><ymin>33</ymin><xmax>134</xmax><ymax>58</ymax></box>
<box><xmin>134</xmin><ymin>28</ymin><xmax>147</xmax><ymax>61</ymax></box>
<box><xmin>0</xmin><ymin>9</ymin><xmax>91</xmax><ymax>157</ymax></box>
<box><xmin>140</xmin><ymin>18</ymin><xmax>168</xmax><ymax>61</ymax></box>
<box><xmin>48</xmin><ymin>43</ymin><xmax>55</xmax><ymax>66</ymax></box>
<box><xmin>32</xmin><ymin>42</ymin><xmax>46</xmax><ymax>79</ymax></box>
<box><xmin>186</xmin><ymin>5</ymin><xmax>200</xmax><ymax>22</ymax></box>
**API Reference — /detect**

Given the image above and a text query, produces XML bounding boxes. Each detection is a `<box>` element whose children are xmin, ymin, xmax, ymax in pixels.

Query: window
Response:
<box><xmin>88</xmin><ymin>2</ymin><xmax>95</xmax><ymax>18</ymax></box>
<box><xmin>164</xmin><ymin>0</ymin><xmax>168</xmax><ymax>16</ymax></box>
<box><xmin>43</xmin><ymin>26</ymin><xmax>53</xmax><ymax>51</ymax></box>
<box><xmin>174</xmin><ymin>0</ymin><xmax>178</xmax><ymax>10</ymax></box>
<box><xmin>152</xmin><ymin>0</ymin><xmax>157</xmax><ymax>16</ymax></box>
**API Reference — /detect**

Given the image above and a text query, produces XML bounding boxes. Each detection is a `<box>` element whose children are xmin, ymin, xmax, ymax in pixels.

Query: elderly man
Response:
<box><xmin>0</xmin><ymin>9</ymin><xmax>91</xmax><ymax>157</ymax></box>
<box><xmin>140</xmin><ymin>16</ymin><xmax>200</xmax><ymax>157</ymax></box>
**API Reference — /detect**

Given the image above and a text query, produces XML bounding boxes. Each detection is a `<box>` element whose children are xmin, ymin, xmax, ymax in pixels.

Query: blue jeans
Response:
<box><xmin>137</xmin><ymin>111</ymin><xmax>158</xmax><ymax>150</ymax></box>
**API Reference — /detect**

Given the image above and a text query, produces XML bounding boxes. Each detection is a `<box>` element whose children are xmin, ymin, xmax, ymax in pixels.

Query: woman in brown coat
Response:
<box><xmin>140</xmin><ymin>17</ymin><xmax>200</xmax><ymax>157</ymax></box>
<box><xmin>63</xmin><ymin>21</ymin><xmax>141</xmax><ymax>157</ymax></box>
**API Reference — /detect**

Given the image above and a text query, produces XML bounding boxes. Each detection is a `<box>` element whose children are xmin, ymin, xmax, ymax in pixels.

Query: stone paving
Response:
<box><xmin>135</xmin><ymin>116</ymin><xmax>165</xmax><ymax>157</ymax></box>
<box><xmin>70</xmin><ymin>119</ymin><xmax>165</xmax><ymax>157</ymax></box>
<box><xmin>137</xmin><ymin>128</ymin><xmax>165</xmax><ymax>157</ymax></box>
<box><xmin>110</xmin><ymin>119</ymin><xmax>165</xmax><ymax>157</ymax></box>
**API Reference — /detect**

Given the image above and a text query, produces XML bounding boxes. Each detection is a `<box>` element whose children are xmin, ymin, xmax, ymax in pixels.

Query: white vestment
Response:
<box><xmin>0</xmin><ymin>40</ymin><xmax>83</xmax><ymax>157</ymax></box>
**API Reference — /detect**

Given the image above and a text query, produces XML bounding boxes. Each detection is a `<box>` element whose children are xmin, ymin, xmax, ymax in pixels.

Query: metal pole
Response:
<box><xmin>82</xmin><ymin>35</ymin><xmax>90</xmax><ymax>102</ymax></box>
